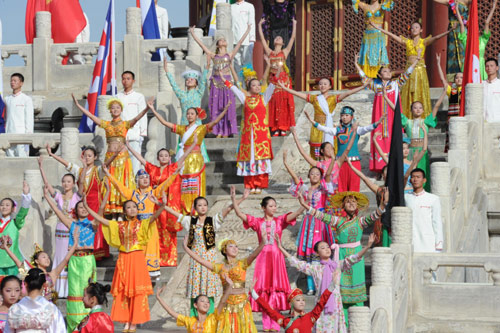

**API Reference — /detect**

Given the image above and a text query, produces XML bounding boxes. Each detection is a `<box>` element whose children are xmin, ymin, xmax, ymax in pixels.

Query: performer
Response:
<box><xmin>47</xmin><ymin>145</ymin><xmax>110</xmax><ymax>261</ymax></box>
<box><xmin>308</xmin><ymin>106</ymin><xmax>383</xmax><ymax>192</ymax></box>
<box><xmin>162</xmin><ymin>189</ymin><xmax>248</xmax><ymax>316</ymax></box>
<box><xmin>75</xmin><ymin>282</ymin><xmax>114</xmax><ymax>333</ymax></box>
<box><xmin>72</xmin><ymin>93</ymin><xmax>152</xmax><ymax>214</ymax></box>
<box><xmin>383</xmin><ymin>88</ymin><xmax>446</xmax><ymax>192</ymax></box>
<box><xmin>182</xmin><ymin>231</ymin><xmax>267</xmax><ymax>333</ymax></box>
<box><xmin>44</xmin><ymin>188</ymin><xmax>97</xmax><ymax>332</ymax></box>
<box><xmin>0</xmin><ymin>181</ymin><xmax>31</xmax><ymax>276</ymax></box>
<box><xmin>38</xmin><ymin>157</ymin><xmax>80</xmax><ymax>298</ymax></box>
<box><xmin>258</xmin><ymin>17</ymin><xmax>297</xmax><ymax>136</ymax></box>
<box><xmin>356</xmin><ymin>53</ymin><xmax>419</xmax><ymax>173</ymax></box>
<box><xmin>151</xmin><ymin>102</ymin><xmax>230</xmax><ymax>214</ymax></box>
<box><xmin>280</xmin><ymin>79</ymin><xmax>368</xmax><ymax>159</ymax></box>
<box><xmin>189</xmin><ymin>25</ymin><xmax>251</xmax><ymax>138</ymax></box>
<box><xmin>164</xmin><ymin>57</ymin><xmax>210</xmax><ymax>161</ymax></box>
<box><xmin>231</xmin><ymin>189</ymin><xmax>304</xmax><ymax>332</ymax></box>
<box><xmin>0</xmin><ymin>275</ymin><xmax>22</xmax><ymax>332</ymax></box>
<box><xmin>353</xmin><ymin>0</ymin><xmax>394</xmax><ymax>78</ymax></box>
<box><xmin>277</xmin><ymin>234</ymin><xmax>375</xmax><ymax>332</ymax></box>
<box><xmin>298</xmin><ymin>190</ymin><xmax>388</xmax><ymax>320</ymax></box>
<box><xmin>154</xmin><ymin>280</ymin><xmax>231</xmax><ymax>333</ymax></box>
<box><xmin>84</xmin><ymin>196</ymin><xmax>167</xmax><ymax>332</ymax></box>
<box><xmin>224</xmin><ymin>73</ymin><xmax>275</xmax><ymax>194</ymax></box>
<box><xmin>5</xmin><ymin>268</ymin><xmax>66</xmax><ymax>333</ymax></box>
<box><xmin>126</xmin><ymin>141</ymin><xmax>190</xmax><ymax>267</ymax></box>
<box><xmin>373</xmin><ymin>22</ymin><xmax>451</xmax><ymax>119</ymax></box>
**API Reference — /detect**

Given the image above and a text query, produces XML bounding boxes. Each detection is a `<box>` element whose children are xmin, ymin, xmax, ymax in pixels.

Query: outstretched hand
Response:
<box><xmin>22</xmin><ymin>181</ymin><xmax>30</xmax><ymax>195</ymax></box>
<box><xmin>367</xmin><ymin>233</ymin><xmax>376</xmax><ymax>247</ymax></box>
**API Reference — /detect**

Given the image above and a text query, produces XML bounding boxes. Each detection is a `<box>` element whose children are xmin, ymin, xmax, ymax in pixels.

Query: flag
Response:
<box><xmin>25</xmin><ymin>0</ymin><xmax>86</xmax><ymax>44</ymax></box>
<box><xmin>79</xmin><ymin>0</ymin><xmax>116</xmax><ymax>133</ymax></box>
<box><xmin>137</xmin><ymin>0</ymin><xmax>162</xmax><ymax>61</ymax></box>
<box><xmin>459</xmin><ymin>0</ymin><xmax>481</xmax><ymax>116</ymax></box>
<box><xmin>382</xmin><ymin>97</ymin><xmax>405</xmax><ymax>232</ymax></box>
<box><xmin>0</xmin><ymin>19</ymin><xmax>5</xmax><ymax>133</ymax></box>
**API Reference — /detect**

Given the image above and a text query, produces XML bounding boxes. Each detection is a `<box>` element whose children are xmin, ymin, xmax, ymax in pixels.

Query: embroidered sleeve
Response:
<box><xmin>99</xmin><ymin>120</ymin><xmax>110</xmax><ymax>129</ymax></box>
<box><xmin>310</xmin><ymin>289</ymin><xmax>333</xmax><ymax>320</ymax></box>
<box><xmin>288</xmin><ymin>178</ymin><xmax>304</xmax><ymax>197</ymax></box>
<box><xmin>312</xmin><ymin>209</ymin><xmax>340</xmax><ymax>227</ymax></box>
<box><xmin>397</xmin><ymin>66</ymin><xmax>414</xmax><ymax>87</ymax></box>
<box><xmin>289</xmin><ymin>256</ymin><xmax>314</xmax><ymax>275</ymax></box>
<box><xmin>198</xmin><ymin>69</ymin><xmax>210</xmax><ymax>96</ymax></box>
<box><xmin>256</xmin><ymin>297</ymin><xmax>286</xmax><ymax>328</ymax></box>
<box><xmin>340</xmin><ymin>254</ymin><xmax>361</xmax><ymax>271</ymax></box>
<box><xmin>167</xmin><ymin>72</ymin><xmax>184</xmax><ymax>98</ymax></box>
<box><xmin>360</xmin><ymin>209</ymin><xmax>383</xmax><ymax>228</ymax></box>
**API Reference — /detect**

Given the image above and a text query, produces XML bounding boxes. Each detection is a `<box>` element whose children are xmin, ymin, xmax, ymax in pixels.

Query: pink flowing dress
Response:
<box><xmin>243</xmin><ymin>214</ymin><xmax>295</xmax><ymax>313</ymax></box>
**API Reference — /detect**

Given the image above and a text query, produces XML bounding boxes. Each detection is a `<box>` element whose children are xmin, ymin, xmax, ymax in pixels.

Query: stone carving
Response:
<box><xmin>465</xmin><ymin>83</ymin><xmax>483</xmax><ymax>116</ymax></box>
<box><xmin>391</xmin><ymin>207</ymin><xmax>412</xmax><ymax>245</ymax></box>
<box><xmin>60</xmin><ymin>128</ymin><xmax>81</xmax><ymax>165</ymax></box>
<box><xmin>216</xmin><ymin>3</ymin><xmax>231</xmax><ymax>30</ymax></box>
<box><xmin>126</xmin><ymin>7</ymin><xmax>142</xmax><ymax>35</ymax></box>
<box><xmin>431</xmin><ymin>162</ymin><xmax>450</xmax><ymax>196</ymax></box>
<box><xmin>449</xmin><ymin>117</ymin><xmax>468</xmax><ymax>150</ymax></box>
<box><xmin>348</xmin><ymin>306</ymin><xmax>371</xmax><ymax>332</ymax></box>
<box><xmin>371</xmin><ymin>247</ymin><xmax>393</xmax><ymax>286</ymax></box>
<box><xmin>188</xmin><ymin>28</ymin><xmax>204</xmax><ymax>56</ymax></box>
<box><xmin>36</xmin><ymin>11</ymin><xmax>52</xmax><ymax>39</ymax></box>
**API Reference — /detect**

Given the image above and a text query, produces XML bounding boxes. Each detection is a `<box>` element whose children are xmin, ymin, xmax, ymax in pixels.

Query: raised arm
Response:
<box><xmin>246</xmin><ymin>228</ymin><xmax>267</xmax><ymax>266</ymax></box>
<box><xmin>455</xmin><ymin>4</ymin><xmax>465</xmax><ymax>34</ymax></box>
<box><xmin>230</xmin><ymin>186</ymin><xmax>247</xmax><ymax>223</ymax></box>
<box><xmin>356</xmin><ymin>233</ymin><xmax>376</xmax><ymax>259</ymax></box>
<box><xmin>274</xmin><ymin>234</ymin><xmax>293</xmax><ymax>259</ymax></box>
<box><xmin>431</xmin><ymin>87</ymin><xmax>447</xmax><ymax>118</ymax></box>
<box><xmin>149</xmin><ymin>194</ymin><xmax>167</xmax><ymax>223</ymax></box>
<box><xmin>51</xmin><ymin>227</ymin><xmax>79</xmax><ymax>280</ymax></box>
<box><xmin>382</xmin><ymin>88</ymin><xmax>396</xmax><ymax>110</ymax></box>
<box><xmin>370</xmin><ymin>22</ymin><xmax>404</xmax><ymax>44</ymax></box>
<box><xmin>485</xmin><ymin>0</ymin><xmax>497</xmax><ymax>34</ymax></box>
<box><xmin>425</xmin><ymin>25</ymin><xmax>454</xmax><ymax>46</ymax></box>
<box><xmin>126</xmin><ymin>140</ymin><xmax>147</xmax><ymax>166</ymax></box>
<box><xmin>128</xmin><ymin>97</ymin><xmax>152</xmax><ymax>128</ymax></box>
<box><xmin>207</xmin><ymin>101</ymin><xmax>231</xmax><ymax>129</ymax></box>
<box><xmin>43</xmin><ymin>187</ymin><xmax>73</xmax><ymax>230</ymax></box>
<box><xmin>347</xmin><ymin>159</ymin><xmax>379</xmax><ymax>194</ymax></box>
<box><xmin>231</xmin><ymin>24</ymin><xmax>252</xmax><ymax>58</ymax></box>
<box><xmin>283</xmin><ymin>19</ymin><xmax>297</xmax><ymax>58</ymax></box>
<box><xmin>155</xmin><ymin>285</ymin><xmax>180</xmax><ymax>320</ymax></box>
<box><xmin>151</xmin><ymin>105</ymin><xmax>176</xmax><ymax>130</ymax></box>
<box><xmin>46</xmin><ymin>144</ymin><xmax>70</xmax><ymax>168</ymax></box>
<box><xmin>0</xmin><ymin>236</ymin><xmax>23</xmax><ymax>269</ymax></box>
<box><xmin>221</xmin><ymin>186</ymin><xmax>249</xmax><ymax>218</ymax></box>
<box><xmin>435</xmin><ymin>53</ymin><xmax>449</xmax><ymax>88</ymax></box>
<box><xmin>283</xmin><ymin>149</ymin><xmax>300</xmax><ymax>185</ymax></box>
<box><xmin>188</xmin><ymin>26</ymin><xmax>214</xmax><ymax>57</ymax></box>
<box><xmin>258</xmin><ymin>19</ymin><xmax>273</xmax><ymax>55</ymax></box>
<box><xmin>182</xmin><ymin>234</ymin><xmax>214</xmax><ymax>271</ymax></box>
<box><xmin>72</xmin><ymin>93</ymin><xmax>101</xmax><ymax>126</ymax></box>
<box><xmin>98</xmin><ymin>181</ymin><xmax>110</xmax><ymax>217</ymax></box>
<box><xmin>286</xmin><ymin>206</ymin><xmax>305</xmax><ymax>222</ymax></box>
<box><xmin>337</xmin><ymin>80</ymin><xmax>370</xmax><ymax>102</ymax></box>
<box><xmin>101</xmin><ymin>165</ymin><xmax>132</xmax><ymax>199</ymax></box>
<box><xmin>37</xmin><ymin>157</ymin><xmax>56</xmax><ymax>196</ymax></box>
<box><xmin>83</xmin><ymin>196</ymin><xmax>110</xmax><ymax>226</ymax></box>
<box><xmin>290</xmin><ymin>127</ymin><xmax>317</xmax><ymax>167</ymax></box>
<box><xmin>277</xmin><ymin>81</ymin><xmax>308</xmax><ymax>100</ymax></box>
<box><xmin>373</xmin><ymin>132</ymin><xmax>389</xmax><ymax>164</ymax></box>
<box><xmin>216</xmin><ymin>276</ymin><xmax>233</xmax><ymax>314</ymax></box>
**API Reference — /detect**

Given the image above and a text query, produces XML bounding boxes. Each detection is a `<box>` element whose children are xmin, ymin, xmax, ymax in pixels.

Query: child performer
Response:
<box><xmin>38</xmin><ymin>157</ymin><xmax>80</xmax><ymax>298</ymax></box>
<box><xmin>72</xmin><ymin>93</ymin><xmax>152</xmax><ymax>215</ymax></box>
<box><xmin>224</xmin><ymin>72</ymin><xmax>275</xmax><ymax>194</ymax></box>
<box><xmin>182</xmin><ymin>231</ymin><xmax>267</xmax><ymax>333</ymax></box>
<box><xmin>162</xmin><ymin>189</ymin><xmax>248</xmax><ymax>316</ymax></box>
<box><xmin>383</xmin><ymin>88</ymin><xmax>446</xmax><ymax>192</ymax></box>
<box><xmin>373</xmin><ymin>21</ymin><xmax>452</xmax><ymax>119</ymax></box>
<box><xmin>231</xmin><ymin>190</ymin><xmax>304</xmax><ymax>332</ymax></box>
<box><xmin>355</xmin><ymin>53</ymin><xmax>419</xmax><ymax>173</ymax></box>
<box><xmin>0</xmin><ymin>275</ymin><xmax>22</xmax><ymax>331</ymax></box>
<box><xmin>298</xmin><ymin>190</ymin><xmax>388</xmax><ymax>320</ymax></box>
<box><xmin>151</xmin><ymin>102</ymin><xmax>230</xmax><ymax>214</ymax></box>
<box><xmin>0</xmin><ymin>181</ymin><xmax>31</xmax><ymax>276</ymax></box>
<box><xmin>279</xmin><ymin>79</ymin><xmax>368</xmax><ymax>159</ymax></box>
<box><xmin>258</xmin><ymin>17</ymin><xmax>297</xmax><ymax>136</ymax></box>
<box><xmin>84</xmin><ymin>196</ymin><xmax>167</xmax><ymax>333</ymax></box>
<box><xmin>47</xmin><ymin>145</ymin><xmax>110</xmax><ymax>260</ymax></box>
<box><xmin>306</xmin><ymin>106</ymin><xmax>384</xmax><ymax>192</ymax></box>
<box><xmin>276</xmin><ymin>234</ymin><xmax>375</xmax><ymax>332</ymax></box>
<box><xmin>164</xmin><ymin>57</ymin><xmax>210</xmax><ymax>161</ymax></box>
<box><xmin>189</xmin><ymin>25</ymin><xmax>251</xmax><ymax>138</ymax></box>
<box><xmin>126</xmin><ymin>141</ymin><xmax>190</xmax><ymax>267</ymax></box>
<box><xmin>5</xmin><ymin>269</ymin><xmax>66</xmax><ymax>333</ymax></box>
<box><xmin>44</xmin><ymin>187</ymin><xmax>99</xmax><ymax>332</ymax></box>
<box><xmin>154</xmin><ymin>279</ymin><xmax>232</xmax><ymax>333</ymax></box>
<box><xmin>75</xmin><ymin>282</ymin><xmax>114</xmax><ymax>333</ymax></box>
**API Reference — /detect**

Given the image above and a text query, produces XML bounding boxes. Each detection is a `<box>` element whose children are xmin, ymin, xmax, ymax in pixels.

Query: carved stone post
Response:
<box><xmin>60</xmin><ymin>128</ymin><xmax>81</xmax><ymax>165</ymax></box>
<box><xmin>391</xmin><ymin>207</ymin><xmax>413</xmax><ymax>245</ymax></box>
<box><xmin>215</xmin><ymin>3</ymin><xmax>234</xmax><ymax>52</ymax></box>
<box><xmin>464</xmin><ymin>83</ymin><xmax>484</xmax><ymax>192</ymax></box>
<box><xmin>33</xmin><ymin>11</ymin><xmax>52</xmax><ymax>91</ymax></box>
<box><xmin>431</xmin><ymin>162</ymin><xmax>451</xmax><ymax>251</ymax></box>
<box><xmin>369</xmin><ymin>247</ymin><xmax>393</xmax><ymax>332</ymax></box>
<box><xmin>21</xmin><ymin>170</ymin><xmax>44</xmax><ymax>252</ymax></box>
<box><xmin>124</xmin><ymin>7</ymin><xmax>142</xmax><ymax>86</ymax></box>
<box><xmin>448</xmin><ymin>116</ymin><xmax>469</xmax><ymax>215</ymax></box>
<box><xmin>348</xmin><ymin>306</ymin><xmax>371</xmax><ymax>333</ymax></box>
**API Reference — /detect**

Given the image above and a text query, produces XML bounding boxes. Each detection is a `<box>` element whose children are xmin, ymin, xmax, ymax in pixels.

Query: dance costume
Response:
<box><xmin>66</xmin><ymin>218</ymin><xmax>96</xmax><ymax>333</ymax></box>
<box><xmin>6</xmin><ymin>296</ymin><xmax>66</xmax><ymax>332</ymax></box>
<box><xmin>446</xmin><ymin>2</ymin><xmax>469</xmax><ymax>74</ymax></box>
<box><xmin>145</xmin><ymin>161</ymin><xmax>182</xmax><ymax>266</ymax></box>
<box><xmin>244</xmin><ymin>214</ymin><xmax>295</xmax><ymax>331</ymax></box>
<box><xmin>74</xmin><ymin>305</ymin><xmax>114</xmax><ymax>333</ymax></box>
<box><xmin>268</xmin><ymin>51</ymin><xmax>295</xmax><ymax>133</ymax></box>
<box><xmin>228</xmin><ymin>82</ymin><xmax>275</xmax><ymax>189</ymax></box>
<box><xmin>102</xmin><ymin>217</ymin><xmax>154</xmax><ymax>325</ymax></box>
<box><xmin>306</xmin><ymin>94</ymin><xmax>339</xmax><ymax>159</ymax></box>
<box><xmin>176</xmin><ymin>313</ymin><xmax>220</xmax><ymax>333</ymax></box>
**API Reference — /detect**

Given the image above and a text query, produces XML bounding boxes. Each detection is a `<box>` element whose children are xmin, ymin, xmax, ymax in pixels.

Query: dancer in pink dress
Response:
<box><xmin>231</xmin><ymin>188</ymin><xmax>304</xmax><ymax>332</ymax></box>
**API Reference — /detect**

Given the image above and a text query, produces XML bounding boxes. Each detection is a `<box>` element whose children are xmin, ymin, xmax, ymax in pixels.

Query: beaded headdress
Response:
<box><xmin>106</xmin><ymin>98</ymin><xmax>124</xmax><ymax>111</ymax></box>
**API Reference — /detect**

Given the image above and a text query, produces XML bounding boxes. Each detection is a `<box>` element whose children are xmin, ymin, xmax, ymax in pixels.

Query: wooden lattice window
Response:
<box><xmin>342</xmin><ymin>0</ymin><xmax>365</xmax><ymax>76</ymax></box>
<box><xmin>310</xmin><ymin>3</ymin><xmax>336</xmax><ymax>78</ymax></box>
<box><xmin>479</xmin><ymin>0</ymin><xmax>500</xmax><ymax>59</ymax></box>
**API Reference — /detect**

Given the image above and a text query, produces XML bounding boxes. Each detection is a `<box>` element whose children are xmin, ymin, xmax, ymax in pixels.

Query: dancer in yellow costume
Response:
<box><xmin>374</xmin><ymin>22</ymin><xmax>452</xmax><ymax>118</ymax></box>
<box><xmin>72</xmin><ymin>94</ymin><xmax>153</xmax><ymax>214</ymax></box>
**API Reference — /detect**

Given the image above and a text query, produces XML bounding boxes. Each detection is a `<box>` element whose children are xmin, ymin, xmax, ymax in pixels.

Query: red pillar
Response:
<box><xmin>426</xmin><ymin>2</ymin><xmax>449</xmax><ymax>87</ymax></box>
<box><xmin>249</xmin><ymin>0</ymin><xmax>264</xmax><ymax>78</ymax></box>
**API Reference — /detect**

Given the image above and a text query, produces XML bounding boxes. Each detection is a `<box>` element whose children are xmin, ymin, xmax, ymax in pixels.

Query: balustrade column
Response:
<box><xmin>215</xmin><ymin>3</ymin><xmax>234</xmax><ymax>51</ymax></box>
<box><xmin>33</xmin><ymin>11</ymin><xmax>52</xmax><ymax>91</ymax></box>
<box><xmin>391</xmin><ymin>207</ymin><xmax>413</xmax><ymax>245</ymax></box>
<box><xmin>23</xmin><ymin>170</ymin><xmax>44</xmax><ymax>248</ymax></box>
<box><xmin>448</xmin><ymin>117</ymin><xmax>470</xmax><ymax>216</ymax></box>
<box><xmin>60</xmin><ymin>128</ymin><xmax>81</xmax><ymax>166</ymax></box>
<box><xmin>124</xmin><ymin>7</ymin><xmax>142</xmax><ymax>85</ymax></box>
<box><xmin>369</xmin><ymin>247</ymin><xmax>393</xmax><ymax>332</ymax></box>
<box><xmin>348</xmin><ymin>306</ymin><xmax>371</xmax><ymax>333</ymax></box>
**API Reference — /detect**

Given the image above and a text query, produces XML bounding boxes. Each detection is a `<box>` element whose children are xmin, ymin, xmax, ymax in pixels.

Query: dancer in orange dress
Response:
<box><xmin>84</xmin><ymin>195</ymin><xmax>166</xmax><ymax>332</ymax></box>
<box><xmin>258</xmin><ymin>17</ymin><xmax>297</xmax><ymax>136</ymax></box>
<box><xmin>127</xmin><ymin>141</ymin><xmax>194</xmax><ymax>267</ymax></box>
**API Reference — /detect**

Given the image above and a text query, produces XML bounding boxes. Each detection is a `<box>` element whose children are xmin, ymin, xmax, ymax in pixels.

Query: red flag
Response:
<box><xmin>25</xmin><ymin>0</ymin><xmax>86</xmax><ymax>44</ymax></box>
<box><xmin>459</xmin><ymin>0</ymin><xmax>481</xmax><ymax>116</ymax></box>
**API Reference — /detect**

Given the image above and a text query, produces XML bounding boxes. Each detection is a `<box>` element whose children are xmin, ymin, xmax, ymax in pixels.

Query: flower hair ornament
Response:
<box><xmin>30</xmin><ymin>243</ymin><xmax>45</xmax><ymax>267</ymax></box>
<box><xmin>217</xmin><ymin>238</ymin><xmax>236</xmax><ymax>255</ymax></box>
<box><xmin>195</xmin><ymin>107</ymin><xmax>207</xmax><ymax>121</ymax></box>
<box><xmin>106</xmin><ymin>98</ymin><xmax>124</xmax><ymax>111</ymax></box>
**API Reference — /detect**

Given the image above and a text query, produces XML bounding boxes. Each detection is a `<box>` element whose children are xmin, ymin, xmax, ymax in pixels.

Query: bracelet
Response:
<box><xmin>314</xmin><ymin>122</ymin><xmax>319</xmax><ymax>128</ymax></box>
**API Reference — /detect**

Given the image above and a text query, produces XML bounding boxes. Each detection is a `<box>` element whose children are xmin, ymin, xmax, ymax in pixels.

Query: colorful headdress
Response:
<box><xmin>106</xmin><ymin>98</ymin><xmax>124</xmax><ymax>111</ymax></box>
<box><xmin>330</xmin><ymin>191</ymin><xmax>369</xmax><ymax>210</ymax></box>
<box><xmin>217</xmin><ymin>238</ymin><xmax>236</xmax><ymax>255</ymax></box>
<box><xmin>30</xmin><ymin>243</ymin><xmax>45</xmax><ymax>267</ymax></box>
<box><xmin>193</xmin><ymin>107</ymin><xmax>207</xmax><ymax>120</ymax></box>
<box><xmin>135</xmin><ymin>169</ymin><xmax>150</xmax><ymax>183</ymax></box>
<box><xmin>403</xmin><ymin>136</ymin><xmax>411</xmax><ymax>144</ymax></box>
<box><xmin>340</xmin><ymin>106</ymin><xmax>355</xmax><ymax>115</ymax></box>
<box><xmin>287</xmin><ymin>288</ymin><xmax>303</xmax><ymax>304</ymax></box>
<box><xmin>240</xmin><ymin>64</ymin><xmax>258</xmax><ymax>84</ymax></box>
<box><xmin>182</xmin><ymin>70</ymin><xmax>201</xmax><ymax>81</ymax></box>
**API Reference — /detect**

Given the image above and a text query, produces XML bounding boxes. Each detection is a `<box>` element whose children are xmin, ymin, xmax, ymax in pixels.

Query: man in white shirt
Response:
<box><xmin>5</xmin><ymin>73</ymin><xmax>34</xmax><ymax>157</ymax></box>
<box><xmin>231</xmin><ymin>0</ymin><xmax>256</xmax><ymax>79</ymax></box>
<box><xmin>117</xmin><ymin>71</ymin><xmax>147</xmax><ymax>175</ymax></box>
<box><xmin>483</xmin><ymin>58</ymin><xmax>500</xmax><ymax>123</ymax></box>
<box><xmin>405</xmin><ymin>168</ymin><xmax>444</xmax><ymax>253</ymax></box>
